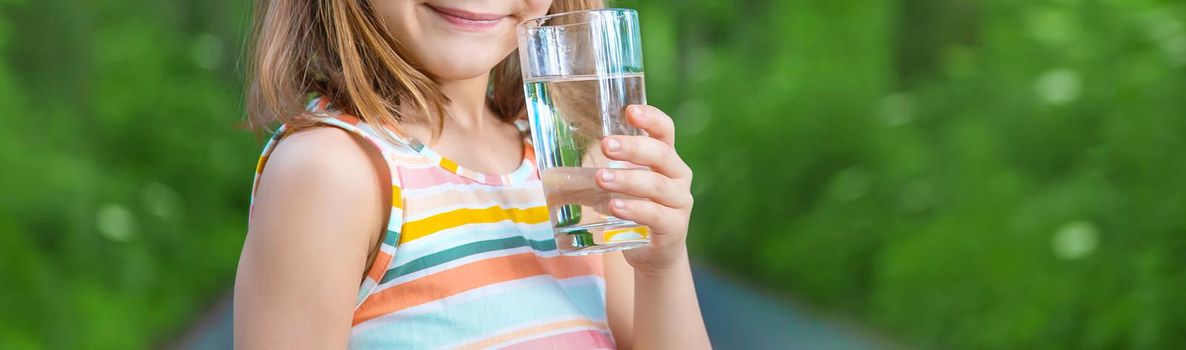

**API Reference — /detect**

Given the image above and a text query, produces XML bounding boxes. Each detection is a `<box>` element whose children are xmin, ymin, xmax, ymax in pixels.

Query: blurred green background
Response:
<box><xmin>2</xmin><ymin>0</ymin><xmax>1185</xmax><ymax>348</ymax></box>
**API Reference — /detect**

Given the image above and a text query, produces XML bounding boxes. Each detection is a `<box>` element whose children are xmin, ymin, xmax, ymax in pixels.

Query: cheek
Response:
<box><xmin>410</xmin><ymin>25</ymin><xmax>518</xmax><ymax>80</ymax></box>
<box><xmin>373</xmin><ymin>1</ymin><xmax>420</xmax><ymax>52</ymax></box>
<box><xmin>526</xmin><ymin>0</ymin><xmax>553</xmax><ymax>17</ymax></box>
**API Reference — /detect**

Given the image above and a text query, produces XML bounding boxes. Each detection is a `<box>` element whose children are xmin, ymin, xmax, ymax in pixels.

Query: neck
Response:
<box><xmin>436</xmin><ymin>73</ymin><xmax>497</xmax><ymax>131</ymax></box>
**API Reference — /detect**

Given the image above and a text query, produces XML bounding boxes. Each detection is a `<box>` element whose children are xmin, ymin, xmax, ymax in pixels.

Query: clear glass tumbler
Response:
<box><xmin>518</xmin><ymin>8</ymin><xmax>651</xmax><ymax>255</ymax></box>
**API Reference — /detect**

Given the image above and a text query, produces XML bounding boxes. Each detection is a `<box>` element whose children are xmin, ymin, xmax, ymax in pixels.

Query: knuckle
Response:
<box><xmin>631</xmin><ymin>175</ymin><xmax>656</xmax><ymax>194</ymax></box>
<box><xmin>640</xmin><ymin>200</ymin><xmax>662</xmax><ymax>215</ymax></box>
<box><xmin>623</xmin><ymin>136</ymin><xmax>641</xmax><ymax>153</ymax></box>
<box><xmin>659</xmin><ymin>144</ymin><xmax>676</xmax><ymax>160</ymax></box>
<box><xmin>639</xmin><ymin>139</ymin><xmax>660</xmax><ymax>159</ymax></box>
<box><xmin>616</xmin><ymin>169</ymin><xmax>638</xmax><ymax>184</ymax></box>
<box><xmin>627</xmin><ymin>170</ymin><xmax>647</xmax><ymax>184</ymax></box>
<box><xmin>671</xmin><ymin>185</ymin><xmax>693</xmax><ymax>206</ymax></box>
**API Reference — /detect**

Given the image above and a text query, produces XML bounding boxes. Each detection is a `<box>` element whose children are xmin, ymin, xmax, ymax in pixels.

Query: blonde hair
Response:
<box><xmin>246</xmin><ymin>0</ymin><xmax>604</xmax><ymax>138</ymax></box>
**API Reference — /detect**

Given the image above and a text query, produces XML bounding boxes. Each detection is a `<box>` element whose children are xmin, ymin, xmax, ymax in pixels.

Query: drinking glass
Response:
<box><xmin>518</xmin><ymin>8</ymin><xmax>651</xmax><ymax>255</ymax></box>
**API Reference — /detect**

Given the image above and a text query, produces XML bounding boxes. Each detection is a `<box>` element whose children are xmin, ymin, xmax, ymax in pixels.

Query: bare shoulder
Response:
<box><xmin>249</xmin><ymin>124</ymin><xmax>389</xmax><ymax>253</ymax></box>
<box><xmin>261</xmin><ymin>126</ymin><xmax>382</xmax><ymax>191</ymax></box>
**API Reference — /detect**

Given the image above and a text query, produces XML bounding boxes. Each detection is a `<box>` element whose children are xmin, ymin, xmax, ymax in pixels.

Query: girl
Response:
<box><xmin>234</xmin><ymin>0</ymin><xmax>710</xmax><ymax>348</ymax></box>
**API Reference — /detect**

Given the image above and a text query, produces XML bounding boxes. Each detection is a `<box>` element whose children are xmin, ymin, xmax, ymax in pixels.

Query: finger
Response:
<box><xmin>596</xmin><ymin>168</ymin><xmax>692</xmax><ymax>209</ymax></box>
<box><xmin>626</xmin><ymin>105</ymin><xmax>676</xmax><ymax>147</ymax></box>
<box><xmin>601</xmin><ymin>135</ymin><xmax>692</xmax><ymax>179</ymax></box>
<box><xmin>540</xmin><ymin>168</ymin><xmax>608</xmax><ymax>208</ymax></box>
<box><xmin>608</xmin><ymin>198</ymin><xmax>687</xmax><ymax>235</ymax></box>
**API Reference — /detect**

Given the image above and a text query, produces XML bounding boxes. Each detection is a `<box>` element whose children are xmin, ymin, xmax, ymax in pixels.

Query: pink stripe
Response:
<box><xmin>400</xmin><ymin>166</ymin><xmax>477</xmax><ymax>187</ymax></box>
<box><xmin>500</xmin><ymin>329</ymin><xmax>616</xmax><ymax>350</ymax></box>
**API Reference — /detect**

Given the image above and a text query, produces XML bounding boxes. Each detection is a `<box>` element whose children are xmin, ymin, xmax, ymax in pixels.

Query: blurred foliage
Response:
<box><xmin>1</xmin><ymin>0</ymin><xmax>1185</xmax><ymax>348</ymax></box>
<box><xmin>645</xmin><ymin>0</ymin><xmax>1186</xmax><ymax>348</ymax></box>
<box><xmin>0</xmin><ymin>1</ymin><xmax>252</xmax><ymax>348</ymax></box>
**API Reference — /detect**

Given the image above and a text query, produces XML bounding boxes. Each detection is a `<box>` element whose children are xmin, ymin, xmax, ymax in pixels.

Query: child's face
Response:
<box><xmin>375</xmin><ymin>0</ymin><xmax>553</xmax><ymax>81</ymax></box>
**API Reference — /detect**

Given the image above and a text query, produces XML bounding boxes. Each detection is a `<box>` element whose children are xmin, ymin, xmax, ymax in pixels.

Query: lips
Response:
<box><xmin>425</xmin><ymin>4</ymin><xmax>508</xmax><ymax>30</ymax></box>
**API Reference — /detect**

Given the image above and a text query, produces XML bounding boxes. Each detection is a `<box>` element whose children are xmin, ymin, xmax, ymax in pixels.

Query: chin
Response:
<box><xmin>416</xmin><ymin>47</ymin><xmax>513</xmax><ymax>81</ymax></box>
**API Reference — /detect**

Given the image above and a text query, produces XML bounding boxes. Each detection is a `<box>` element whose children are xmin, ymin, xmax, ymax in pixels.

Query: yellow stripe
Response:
<box><xmin>604</xmin><ymin>226</ymin><xmax>650</xmax><ymax>242</ymax></box>
<box><xmin>391</xmin><ymin>185</ymin><xmax>402</xmax><ymax>209</ymax></box>
<box><xmin>455</xmin><ymin>319</ymin><xmax>608</xmax><ymax>350</ymax></box>
<box><xmin>440</xmin><ymin>158</ymin><xmax>459</xmax><ymax>173</ymax></box>
<box><xmin>401</xmin><ymin>205</ymin><xmax>549</xmax><ymax>243</ymax></box>
<box><xmin>255</xmin><ymin>155</ymin><xmax>268</xmax><ymax>174</ymax></box>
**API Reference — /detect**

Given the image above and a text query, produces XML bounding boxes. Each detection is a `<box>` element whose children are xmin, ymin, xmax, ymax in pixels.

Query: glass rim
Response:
<box><xmin>518</xmin><ymin>8</ymin><xmax>637</xmax><ymax>29</ymax></box>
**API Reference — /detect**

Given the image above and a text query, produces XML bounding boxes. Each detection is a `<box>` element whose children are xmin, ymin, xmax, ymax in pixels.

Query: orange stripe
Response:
<box><xmin>334</xmin><ymin>114</ymin><xmax>360</xmax><ymax>125</ymax></box>
<box><xmin>523</xmin><ymin>143</ymin><xmax>536</xmax><ymax>163</ymax></box>
<box><xmin>352</xmin><ymin>253</ymin><xmax>601</xmax><ymax>325</ymax></box>
<box><xmin>455</xmin><ymin>319</ymin><xmax>609</xmax><ymax>350</ymax></box>
<box><xmin>365</xmin><ymin>251</ymin><xmax>392</xmax><ymax>281</ymax></box>
<box><xmin>400</xmin><ymin>206</ymin><xmax>549</xmax><ymax>243</ymax></box>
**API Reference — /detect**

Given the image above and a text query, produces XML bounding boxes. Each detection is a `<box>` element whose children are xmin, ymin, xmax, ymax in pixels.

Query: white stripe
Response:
<box><xmin>403</xmin><ymin>200</ymin><xmax>549</xmax><ymax>222</ymax></box>
<box><xmin>401</xmin><ymin>181</ymin><xmax>542</xmax><ymax>198</ymax></box>
<box><xmin>384</xmin><ymin>208</ymin><xmax>404</xmax><ymax>233</ymax></box>
<box><xmin>377</xmin><ymin>242</ymin><xmax>395</xmax><ymax>255</ymax></box>
<box><xmin>354</xmin><ymin>278</ymin><xmax>378</xmax><ymax>308</ymax></box>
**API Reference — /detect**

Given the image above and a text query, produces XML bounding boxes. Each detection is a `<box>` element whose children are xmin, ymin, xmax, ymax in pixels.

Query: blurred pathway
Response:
<box><xmin>690</xmin><ymin>267</ymin><xmax>890</xmax><ymax>349</ymax></box>
<box><xmin>171</xmin><ymin>267</ymin><xmax>889</xmax><ymax>349</ymax></box>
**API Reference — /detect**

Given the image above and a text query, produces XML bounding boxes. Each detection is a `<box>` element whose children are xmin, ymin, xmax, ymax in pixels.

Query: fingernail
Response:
<box><xmin>629</xmin><ymin>105</ymin><xmax>645</xmax><ymax>118</ymax></box>
<box><xmin>611</xmin><ymin>199</ymin><xmax>626</xmax><ymax>209</ymax></box>
<box><xmin>605</xmin><ymin>138</ymin><xmax>621</xmax><ymax>152</ymax></box>
<box><xmin>600</xmin><ymin>170</ymin><xmax>615</xmax><ymax>182</ymax></box>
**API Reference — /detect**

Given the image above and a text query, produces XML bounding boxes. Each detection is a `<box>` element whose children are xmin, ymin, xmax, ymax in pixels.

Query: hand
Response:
<box><xmin>596</xmin><ymin>104</ymin><xmax>694</xmax><ymax>275</ymax></box>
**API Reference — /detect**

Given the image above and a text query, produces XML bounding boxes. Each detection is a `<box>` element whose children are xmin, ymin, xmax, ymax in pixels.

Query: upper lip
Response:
<box><xmin>425</xmin><ymin>4</ymin><xmax>507</xmax><ymax>21</ymax></box>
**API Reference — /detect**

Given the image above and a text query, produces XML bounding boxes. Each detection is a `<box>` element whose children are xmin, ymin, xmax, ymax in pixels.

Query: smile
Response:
<box><xmin>425</xmin><ymin>4</ymin><xmax>508</xmax><ymax>30</ymax></box>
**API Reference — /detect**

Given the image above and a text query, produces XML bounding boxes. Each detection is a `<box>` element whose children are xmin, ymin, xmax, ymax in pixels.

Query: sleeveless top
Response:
<box><xmin>249</xmin><ymin>98</ymin><xmax>615</xmax><ymax>349</ymax></box>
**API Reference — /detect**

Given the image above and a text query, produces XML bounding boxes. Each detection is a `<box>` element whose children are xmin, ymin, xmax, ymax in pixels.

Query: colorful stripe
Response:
<box><xmin>382</xmin><ymin>236</ymin><xmax>557</xmax><ymax>282</ymax></box>
<box><xmin>248</xmin><ymin>98</ymin><xmax>610</xmax><ymax>349</ymax></box>
<box><xmin>400</xmin><ymin>205</ymin><xmax>550</xmax><ymax>243</ymax></box>
<box><xmin>387</xmin><ymin>221</ymin><xmax>555</xmax><ymax>264</ymax></box>
<box><xmin>350</xmin><ymin>277</ymin><xmax>609</xmax><ymax>349</ymax></box>
<box><xmin>354</xmin><ymin>251</ymin><xmax>602</xmax><ymax>324</ymax></box>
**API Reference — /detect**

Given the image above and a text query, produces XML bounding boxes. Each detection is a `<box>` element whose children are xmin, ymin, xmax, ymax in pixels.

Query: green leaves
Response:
<box><xmin>641</xmin><ymin>0</ymin><xmax>1186</xmax><ymax>348</ymax></box>
<box><xmin>0</xmin><ymin>1</ymin><xmax>253</xmax><ymax>348</ymax></box>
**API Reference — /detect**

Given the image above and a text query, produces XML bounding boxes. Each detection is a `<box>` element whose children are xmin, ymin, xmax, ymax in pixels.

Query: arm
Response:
<box><xmin>605</xmin><ymin>250</ymin><xmax>707</xmax><ymax>350</ymax></box>
<box><xmin>599</xmin><ymin>105</ymin><xmax>711</xmax><ymax>349</ymax></box>
<box><xmin>234</xmin><ymin>127</ymin><xmax>388</xmax><ymax>349</ymax></box>
<box><xmin>630</xmin><ymin>250</ymin><xmax>707</xmax><ymax>349</ymax></box>
<box><xmin>603</xmin><ymin>251</ymin><xmax>636</xmax><ymax>347</ymax></box>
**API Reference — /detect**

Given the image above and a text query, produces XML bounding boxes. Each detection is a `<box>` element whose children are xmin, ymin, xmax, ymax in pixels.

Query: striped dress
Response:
<box><xmin>249</xmin><ymin>99</ymin><xmax>615</xmax><ymax>349</ymax></box>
